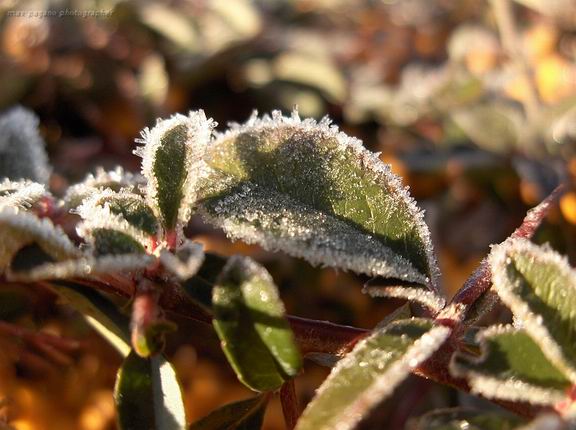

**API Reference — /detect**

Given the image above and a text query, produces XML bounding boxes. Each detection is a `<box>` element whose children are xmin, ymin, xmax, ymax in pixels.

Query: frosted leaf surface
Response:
<box><xmin>489</xmin><ymin>239</ymin><xmax>576</xmax><ymax>381</ymax></box>
<box><xmin>451</xmin><ymin>325</ymin><xmax>571</xmax><ymax>405</ymax></box>
<box><xmin>409</xmin><ymin>408</ymin><xmax>525</xmax><ymax>430</ymax></box>
<box><xmin>0</xmin><ymin>179</ymin><xmax>46</xmax><ymax>210</ymax></box>
<box><xmin>0</xmin><ymin>207</ymin><xmax>80</xmax><ymax>271</ymax></box>
<box><xmin>199</xmin><ymin>110</ymin><xmax>438</xmax><ymax>287</ymax></box>
<box><xmin>365</xmin><ymin>284</ymin><xmax>446</xmax><ymax>314</ymax></box>
<box><xmin>64</xmin><ymin>167</ymin><xmax>145</xmax><ymax>210</ymax></box>
<box><xmin>295</xmin><ymin>318</ymin><xmax>450</xmax><ymax>430</ymax></box>
<box><xmin>213</xmin><ymin>255</ymin><xmax>302</xmax><ymax>392</ymax></box>
<box><xmin>135</xmin><ymin>111</ymin><xmax>215</xmax><ymax>232</ymax></box>
<box><xmin>0</xmin><ymin>106</ymin><xmax>51</xmax><ymax>184</ymax></box>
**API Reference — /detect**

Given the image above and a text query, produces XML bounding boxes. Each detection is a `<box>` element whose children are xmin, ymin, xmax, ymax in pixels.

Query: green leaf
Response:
<box><xmin>189</xmin><ymin>394</ymin><xmax>268</xmax><ymax>430</ymax></box>
<box><xmin>451</xmin><ymin>326</ymin><xmax>571</xmax><ymax>405</ymax></box>
<box><xmin>212</xmin><ymin>255</ymin><xmax>302</xmax><ymax>392</ymax></box>
<box><xmin>0</xmin><ymin>106</ymin><xmax>51</xmax><ymax>184</ymax></box>
<box><xmin>51</xmin><ymin>281</ymin><xmax>131</xmax><ymax>357</ymax></box>
<box><xmin>409</xmin><ymin>408</ymin><xmax>525</xmax><ymax>430</ymax></box>
<box><xmin>0</xmin><ymin>207</ymin><xmax>80</xmax><ymax>271</ymax></box>
<box><xmin>489</xmin><ymin>238</ymin><xmax>576</xmax><ymax>381</ymax></box>
<box><xmin>295</xmin><ymin>318</ymin><xmax>450</xmax><ymax>430</ymax></box>
<box><xmin>91</xmin><ymin>229</ymin><xmax>147</xmax><ymax>256</ymax></box>
<box><xmin>115</xmin><ymin>351</ymin><xmax>186</xmax><ymax>430</ymax></box>
<box><xmin>87</xmin><ymin>190</ymin><xmax>159</xmax><ymax>236</ymax></box>
<box><xmin>135</xmin><ymin>111</ymin><xmax>215</xmax><ymax>231</ymax></box>
<box><xmin>198</xmin><ymin>110</ymin><xmax>438</xmax><ymax>287</ymax></box>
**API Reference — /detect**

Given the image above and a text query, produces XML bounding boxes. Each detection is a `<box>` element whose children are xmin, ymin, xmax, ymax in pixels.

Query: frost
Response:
<box><xmin>0</xmin><ymin>179</ymin><xmax>46</xmax><ymax>210</ymax></box>
<box><xmin>489</xmin><ymin>239</ymin><xmax>576</xmax><ymax>382</ymax></box>
<box><xmin>465</xmin><ymin>376</ymin><xmax>565</xmax><ymax>406</ymax></box>
<box><xmin>76</xmin><ymin>203</ymin><xmax>152</xmax><ymax>253</ymax></box>
<box><xmin>134</xmin><ymin>110</ymin><xmax>216</xmax><ymax>232</ymax></box>
<box><xmin>364</xmin><ymin>284</ymin><xmax>446</xmax><ymax>314</ymax></box>
<box><xmin>202</xmin><ymin>183</ymin><xmax>428</xmax><ymax>284</ymax></box>
<box><xmin>0</xmin><ymin>207</ymin><xmax>80</xmax><ymax>271</ymax></box>
<box><xmin>64</xmin><ymin>166</ymin><xmax>145</xmax><ymax>210</ymax></box>
<box><xmin>200</xmin><ymin>109</ymin><xmax>439</xmax><ymax>287</ymax></box>
<box><xmin>159</xmin><ymin>240</ymin><xmax>204</xmax><ymax>280</ymax></box>
<box><xmin>8</xmin><ymin>254</ymin><xmax>154</xmax><ymax>281</ymax></box>
<box><xmin>295</xmin><ymin>319</ymin><xmax>450</xmax><ymax>430</ymax></box>
<box><xmin>0</xmin><ymin>106</ymin><xmax>51</xmax><ymax>184</ymax></box>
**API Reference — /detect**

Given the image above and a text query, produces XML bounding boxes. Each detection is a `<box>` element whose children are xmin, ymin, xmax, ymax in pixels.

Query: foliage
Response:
<box><xmin>0</xmin><ymin>102</ymin><xmax>574</xmax><ymax>429</ymax></box>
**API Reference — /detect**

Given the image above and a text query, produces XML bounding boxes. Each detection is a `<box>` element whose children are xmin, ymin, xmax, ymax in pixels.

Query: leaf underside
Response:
<box><xmin>212</xmin><ymin>255</ymin><xmax>301</xmax><ymax>392</ymax></box>
<box><xmin>295</xmin><ymin>318</ymin><xmax>450</xmax><ymax>430</ymax></box>
<box><xmin>199</xmin><ymin>112</ymin><xmax>437</xmax><ymax>286</ymax></box>
<box><xmin>115</xmin><ymin>351</ymin><xmax>186</xmax><ymax>430</ymax></box>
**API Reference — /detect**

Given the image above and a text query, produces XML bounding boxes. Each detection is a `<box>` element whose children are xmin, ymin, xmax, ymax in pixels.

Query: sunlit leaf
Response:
<box><xmin>0</xmin><ymin>207</ymin><xmax>80</xmax><ymax>271</ymax></box>
<box><xmin>213</xmin><ymin>255</ymin><xmax>301</xmax><ymax>392</ymax></box>
<box><xmin>489</xmin><ymin>239</ymin><xmax>576</xmax><ymax>381</ymax></box>
<box><xmin>199</xmin><ymin>110</ymin><xmax>438</xmax><ymax>287</ymax></box>
<box><xmin>364</xmin><ymin>281</ymin><xmax>445</xmax><ymax>314</ymax></box>
<box><xmin>451</xmin><ymin>326</ymin><xmax>571</xmax><ymax>405</ymax></box>
<box><xmin>189</xmin><ymin>394</ymin><xmax>268</xmax><ymax>430</ymax></box>
<box><xmin>0</xmin><ymin>106</ymin><xmax>51</xmax><ymax>184</ymax></box>
<box><xmin>135</xmin><ymin>111</ymin><xmax>215</xmax><ymax>233</ymax></box>
<box><xmin>295</xmin><ymin>318</ymin><xmax>450</xmax><ymax>430</ymax></box>
<box><xmin>409</xmin><ymin>408</ymin><xmax>525</xmax><ymax>430</ymax></box>
<box><xmin>115</xmin><ymin>351</ymin><xmax>186</xmax><ymax>430</ymax></box>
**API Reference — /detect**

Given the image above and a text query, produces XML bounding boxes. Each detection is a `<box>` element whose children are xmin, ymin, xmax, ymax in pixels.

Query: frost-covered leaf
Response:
<box><xmin>489</xmin><ymin>239</ymin><xmax>576</xmax><ymax>381</ymax></box>
<box><xmin>77</xmin><ymin>205</ymin><xmax>152</xmax><ymax>255</ymax></box>
<box><xmin>408</xmin><ymin>408</ymin><xmax>524</xmax><ymax>430</ymax></box>
<box><xmin>115</xmin><ymin>351</ymin><xmax>186</xmax><ymax>430</ymax></box>
<box><xmin>81</xmin><ymin>189</ymin><xmax>159</xmax><ymax>236</ymax></box>
<box><xmin>516</xmin><ymin>414</ymin><xmax>567</xmax><ymax>430</ymax></box>
<box><xmin>0</xmin><ymin>179</ymin><xmax>47</xmax><ymax>210</ymax></box>
<box><xmin>64</xmin><ymin>167</ymin><xmax>145</xmax><ymax>210</ymax></box>
<box><xmin>198</xmin><ymin>110</ymin><xmax>438</xmax><ymax>287</ymax></box>
<box><xmin>160</xmin><ymin>240</ymin><xmax>205</xmax><ymax>280</ymax></box>
<box><xmin>295</xmin><ymin>318</ymin><xmax>450</xmax><ymax>430</ymax></box>
<box><xmin>0</xmin><ymin>207</ymin><xmax>79</xmax><ymax>271</ymax></box>
<box><xmin>0</xmin><ymin>106</ymin><xmax>51</xmax><ymax>184</ymax></box>
<box><xmin>8</xmin><ymin>254</ymin><xmax>154</xmax><ymax>282</ymax></box>
<box><xmin>50</xmin><ymin>281</ymin><xmax>132</xmax><ymax>356</ymax></box>
<box><xmin>451</xmin><ymin>326</ymin><xmax>571</xmax><ymax>405</ymax></box>
<box><xmin>189</xmin><ymin>394</ymin><xmax>268</xmax><ymax>430</ymax></box>
<box><xmin>213</xmin><ymin>255</ymin><xmax>301</xmax><ymax>392</ymax></box>
<box><xmin>364</xmin><ymin>280</ymin><xmax>445</xmax><ymax>314</ymax></box>
<box><xmin>135</xmin><ymin>111</ymin><xmax>215</xmax><ymax>233</ymax></box>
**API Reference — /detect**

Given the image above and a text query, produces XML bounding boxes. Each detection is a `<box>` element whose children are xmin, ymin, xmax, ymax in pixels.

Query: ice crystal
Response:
<box><xmin>0</xmin><ymin>179</ymin><xmax>46</xmax><ymax>210</ymax></box>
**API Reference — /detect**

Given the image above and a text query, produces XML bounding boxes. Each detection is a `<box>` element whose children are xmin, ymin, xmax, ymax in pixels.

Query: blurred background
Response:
<box><xmin>0</xmin><ymin>0</ymin><xmax>575</xmax><ymax>428</ymax></box>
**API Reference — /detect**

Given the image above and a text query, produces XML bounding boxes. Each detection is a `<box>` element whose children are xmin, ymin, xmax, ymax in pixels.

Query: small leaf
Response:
<box><xmin>189</xmin><ymin>394</ymin><xmax>268</xmax><ymax>430</ymax></box>
<box><xmin>489</xmin><ymin>238</ymin><xmax>576</xmax><ymax>381</ymax></box>
<box><xmin>451</xmin><ymin>326</ymin><xmax>572</xmax><ymax>405</ymax></box>
<box><xmin>409</xmin><ymin>408</ymin><xmax>525</xmax><ymax>430</ymax></box>
<box><xmin>0</xmin><ymin>179</ymin><xmax>47</xmax><ymax>210</ymax></box>
<box><xmin>64</xmin><ymin>167</ymin><xmax>145</xmax><ymax>210</ymax></box>
<box><xmin>135</xmin><ymin>111</ymin><xmax>215</xmax><ymax>232</ymax></box>
<box><xmin>181</xmin><ymin>252</ymin><xmax>228</xmax><ymax>311</ymax></box>
<box><xmin>295</xmin><ymin>318</ymin><xmax>450</xmax><ymax>430</ymax></box>
<box><xmin>115</xmin><ymin>351</ymin><xmax>187</xmax><ymax>430</ymax></box>
<box><xmin>51</xmin><ymin>281</ymin><xmax>132</xmax><ymax>357</ymax></box>
<box><xmin>85</xmin><ymin>190</ymin><xmax>159</xmax><ymax>236</ymax></box>
<box><xmin>198</xmin><ymin>110</ymin><xmax>438</xmax><ymax>287</ymax></box>
<box><xmin>77</xmin><ymin>205</ymin><xmax>152</xmax><ymax>255</ymax></box>
<box><xmin>364</xmin><ymin>281</ymin><xmax>446</xmax><ymax>314</ymax></box>
<box><xmin>0</xmin><ymin>207</ymin><xmax>80</xmax><ymax>271</ymax></box>
<box><xmin>0</xmin><ymin>106</ymin><xmax>51</xmax><ymax>184</ymax></box>
<box><xmin>160</xmin><ymin>240</ymin><xmax>205</xmax><ymax>280</ymax></box>
<box><xmin>213</xmin><ymin>255</ymin><xmax>301</xmax><ymax>392</ymax></box>
<box><xmin>8</xmin><ymin>254</ymin><xmax>155</xmax><ymax>282</ymax></box>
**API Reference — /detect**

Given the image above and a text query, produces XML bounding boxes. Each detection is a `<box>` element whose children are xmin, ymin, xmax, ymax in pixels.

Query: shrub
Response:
<box><xmin>0</xmin><ymin>107</ymin><xmax>572</xmax><ymax>429</ymax></box>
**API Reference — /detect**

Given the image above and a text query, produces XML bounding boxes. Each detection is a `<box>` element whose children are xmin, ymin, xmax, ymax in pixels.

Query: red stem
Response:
<box><xmin>280</xmin><ymin>379</ymin><xmax>300</xmax><ymax>430</ymax></box>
